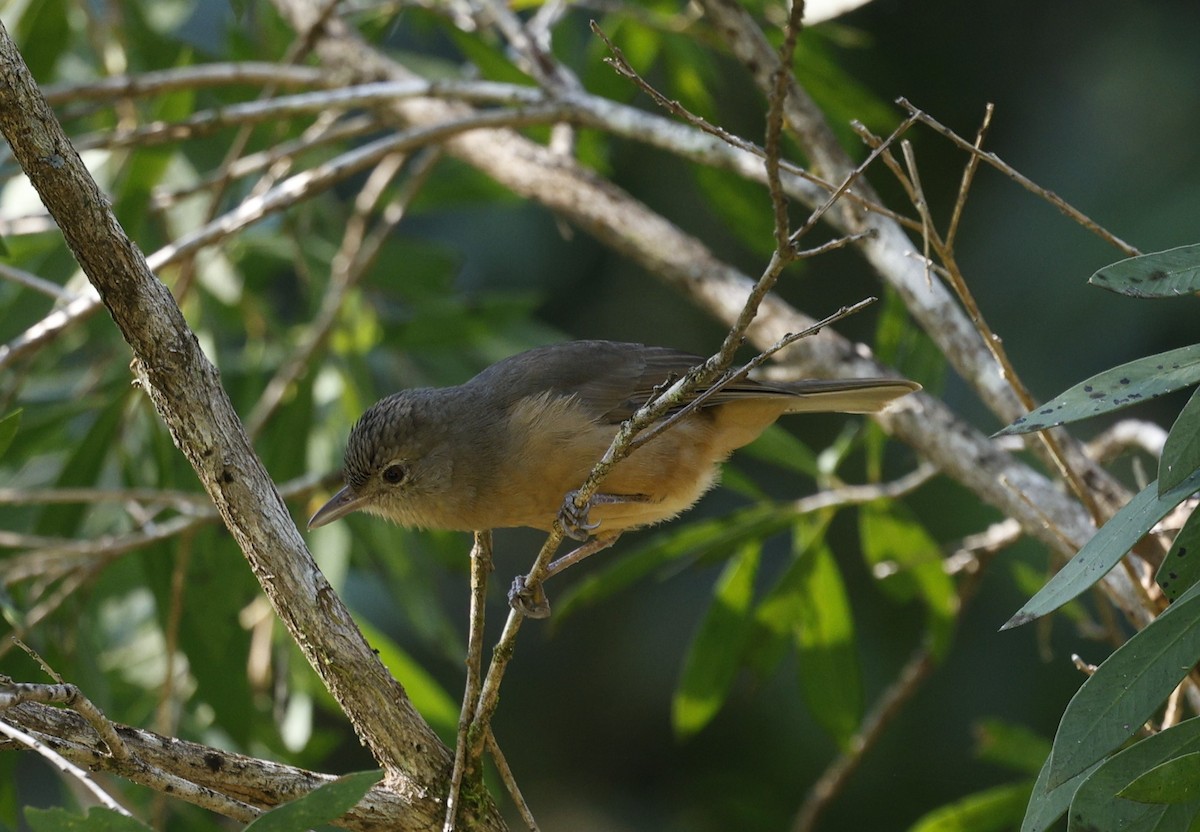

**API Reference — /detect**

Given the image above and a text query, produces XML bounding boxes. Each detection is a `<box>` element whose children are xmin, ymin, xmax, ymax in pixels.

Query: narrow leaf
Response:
<box><xmin>859</xmin><ymin>502</ymin><xmax>957</xmax><ymax>657</ymax></box>
<box><xmin>997</xmin><ymin>344</ymin><xmax>1200</xmax><ymax>436</ymax></box>
<box><xmin>1003</xmin><ymin>469</ymin><xmax>1200</xmax><ymax>630</ymax></box>
<box><xmin>244</xmin><ymin>770</ymin><xmax>382</xmax><ymax>832</ymax></box>
<box><xmin>1047</xmin><ymin>582</ymin><xmax>1200</xmax><ymax>787</ymax></box>
<box><xmin>790</xmin><ymin>534</ymin><xmax>862</xmax><ymax>748</ymax></box>
<box><xmin>1090</xmin><ymin>244</ymin><xmax>1200</xmax><ymax>298</ymax></box>
<box><xmin>0</xmin><ymin>409</ymin><xmax>20</xmax><ymax>458</ymax></box>
<box><xmin>673</xmin><ymin>541</ymin><xmax>760</xmax><ymax>738</ymax></box>
<box><xmin>908</xmin><ymin>781</ymin><xmax>1032</xmax><ymax>832</ymax></box>
<box><xmin>1157</xmin><ymin>508</ymin><xmax>1200</xmax><ymax>602</ymax></box>
<box><xmin>1161</xmin><ymin>386</ymin><xmax>1200</xmax><ymax>495</ymax></box>
<box><xmin>1118</xmin><ymin>753</ymin><xmax>1200</xmax><ymax>805</ymax></box>
<box><xmin>556</xmin><ymin>504</ymin><xmax>791</xmax><ymax>621</ymax></box>
<box><xmin>748</xmin><ymin>514</ymin><xmax>834</xmax><ymax>679</ymax></box>
<box><xmin>975</xmin><ymin>719</ymin><xmax>1053</xmax><ymax>776</ymax></box>
<box><xmin>1067</xmin><ymin>717</ymin><xmax>1200</xmax><ymax>832</ymax></box>
<box><xmin>1020</xmin><ymin>748</ymin><xmax>1101</xmax><ymax>832</ymax></box>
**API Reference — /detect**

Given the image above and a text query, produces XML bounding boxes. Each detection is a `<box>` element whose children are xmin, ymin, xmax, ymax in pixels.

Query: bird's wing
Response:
<box><xmin>469</xmin><ymin>340</ymin><xmax>918</xmax><ymax>423</ymax></box>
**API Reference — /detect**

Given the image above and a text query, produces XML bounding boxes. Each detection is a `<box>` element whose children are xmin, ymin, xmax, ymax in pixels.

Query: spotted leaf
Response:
<box><xmin>997</xmin><ymin>344</ymin><xmax>1200</xmax><ymax>436</ymax></box>
<box><xmin>1089</xmin><ymin>244</ymin><xmax>1200</xmax><ymax>298</ymax></box>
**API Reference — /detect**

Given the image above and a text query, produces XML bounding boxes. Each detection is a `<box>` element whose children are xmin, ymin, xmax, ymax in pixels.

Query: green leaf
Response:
<box><xmin>908</xmin><ymin>781</ymin><xmax>1033</xmax><ymax>832</ymax></box>
<box><xmin>1157</xmin><ymin>507</ymin><xmax>1200</xmax><ymax>602</ymax></box>
<box><xmin>244</xmin><ymin>770</ymin><xmax>382</xmax><ymax>832</ymax></box>
<box><xmin>1118</xmin><ymin>753</ymin><xmax>1200</xmax><ymax>805</ymax></box>
<box><xmin>141</xmin><ymin>529</ymin><xmax>258</xmax><ymax>746</ymax></box>
<box><xmin>1046</xmin><ymin>581</ymin><xmax>1200</xmax><ymax>787</ymax></box>
<box><xmin>13</xmin><ymin>0</ymin><xmax>69</xmax><ymax>81</ymax></box>
<box><xmin>1020</xmin><ymin>750</ymin><xmax>1102</xmax><ymax>832</ymax></box>
<box><xmin>1003</xmin><ymin>469</ymin><xmax>1200</xmax><ymax>629</ymax></box>
<box><xmin>25</xmin><ymin>807</ymin><xmax>152</xmax><ymax>832</ymax></box>
<box><xmin>555</xmin><ymin>504</ymin><xmax>793</xmax><ymax>621</ymax></box>
<box><xmin>1089</xmin><ymin>244</ymin><xmax>1200</xmax><ymax>298</ymax></box>
<box><xmin>974</xmin><ymin>719</ymin><xmax>1053</xmax><ymax>776</ymax></box>
<box><xmin>672</xmin><ymin>541</ymin><xmax>760</xmax><ymax>738</ymax></box>
<box><xmin>739</xmin><ymin>423</ymin><xmax>820</xmax><ymax>478</ymax></box>
<box><xmin>1162</xmin><ymin>386</ymin><xmax>1200</xmax><ymax>495</ymax></box>
<box><xmin>789</xmin><ymin>533</ymin><xmax>862</xmax><ymax>749</ymax></box>
<box><xmin>35</xmin><ymin>390</ymin><xmax>130</xmax><ymax>538</ymax></box>
<box><xmin>1067</xmin><ymin>717</ymin><xmax>1200</xmax><ymax>832</ymax></box>
<box><xmin>0</xmin><ymin>409</ymin><xmax>20</xmax><ymax>458</ymax></box>
<box><xmin>997</xmin><ymin>344</ymin><xmax>1200</xmax><ymax>436</ymax></box>
<box><xmin>859</xmin><ymin>501</ymin><xmax>957</xmax><ymax>658</ymax></box>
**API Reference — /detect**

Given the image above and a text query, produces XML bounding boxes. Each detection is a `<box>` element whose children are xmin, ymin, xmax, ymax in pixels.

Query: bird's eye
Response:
<box><xmin>381</xmin><ymin>464</ymin><xmax>407</xmax><ymax>485</ymax></box>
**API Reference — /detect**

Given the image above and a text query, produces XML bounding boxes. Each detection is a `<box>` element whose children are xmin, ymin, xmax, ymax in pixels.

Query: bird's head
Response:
<box><xmin>307</xmin><ymin>391</ymin><xmax>458</xmax><ymax>530</ymax></box>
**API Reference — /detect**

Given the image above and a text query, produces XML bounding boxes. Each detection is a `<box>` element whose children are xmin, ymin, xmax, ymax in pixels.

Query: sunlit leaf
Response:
<box><xmin>1046</xmin><ymin>582</ymin><xmax>1200</xmax><ymax>787</ymax></box>
<box><xmin>13</xmin><ymin>0</ymin><xmax>69</xmax><ymax>81</ymax></box>
<box><xmin>555</xmin><ymin>504</ymin><xmax>794</xmax><ymax>621</ymax></box>
<box><xmin>997</xmin><ymin>344</ymin><xmax>1200</xmax><ymax>436</ymax></box>
<box><xmin>859</xmin><ymin>501</ymin><xmax>957</xmax><ymax>657</ymax></box>
<box><xmin>1161</xmin><ymin>386</ymin><xmax>1200</xmax><ymax>495</ymax></box>
<box><xmin>1066</xmin><ymin>717</ymin><xmax>1200</xmax><ymax>831</ymax></box>
<box><xmin>790</xmin><ymin>534</ymin><xmax>862</xmax><ymax>749</ymax></box>
<box><xmin>908</xmin><ymin>781</ymin><xmax>1032</xmax><ymax>832</ymax></box>
<box><xmin>244</xmin><ymin>770</ymin><xmax>382</xmax><ymax>832</ymax></box>
<box><xmin>1118</xmin><ymin>753</ymin><xmax>1200</xmax><ymax>805</ymax></box>
<box><xmin>740</xmin><ymin>423</ymin><xmax>820</xmax><ymax>478</ymax></box>
<box><xmin>0</xmin><ymin>410</ymin><xmax>20</xmax><ymax>458</ymax></box>
<box><xmin>1157</xmin><ymin>508</ymin><xmax>1200</xmax><ymax>602</ymax></box>
<box><xmin>1003</xmin><ymin>470</ymin><xmax>1200</xmax><ymax>630</ymax></box>
<box><xmin>1089</xmin><ymin>244</ymin><xmax>1200</xmax><ymax>298</ymax></box>
<box><xmin>673</xmin><ymin>541</ymin><xmax>760</xmax><ymax>738</ymax></box>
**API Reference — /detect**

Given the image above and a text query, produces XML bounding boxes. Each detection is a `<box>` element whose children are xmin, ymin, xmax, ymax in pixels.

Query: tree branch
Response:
<box><xmin>0</xmin><ymin>18</ymin><xmax>501</xmax><ymax>830</ymax></box>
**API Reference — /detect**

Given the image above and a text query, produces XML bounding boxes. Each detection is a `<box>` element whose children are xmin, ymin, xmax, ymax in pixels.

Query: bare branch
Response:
<box><xmin>0</xmin><ymin>22</ymin><xmax>501</xmax><ymax>826</ymax></box>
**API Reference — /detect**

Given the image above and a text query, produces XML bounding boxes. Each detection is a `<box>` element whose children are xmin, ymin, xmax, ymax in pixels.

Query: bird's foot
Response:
<box><xmin>507</xmin><ymin>535</ymin><xmax>621</xmax><ymax>619</ymax></box>
<box><xmin>509</xmin><ymin>575</ymin><xmax>552</xmax><ymax>619</ymax></box>
<box><xmin>558</xmin><ymin>490</ymin><xmax>651</xmax><ymax>542</ymax></box>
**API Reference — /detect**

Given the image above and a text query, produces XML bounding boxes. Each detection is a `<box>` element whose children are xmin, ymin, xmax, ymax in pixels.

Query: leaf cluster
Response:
<box><xmin>998</xmin><ymin>244</ymin><xmax>1200</xmax><ymax>830</ymax></box>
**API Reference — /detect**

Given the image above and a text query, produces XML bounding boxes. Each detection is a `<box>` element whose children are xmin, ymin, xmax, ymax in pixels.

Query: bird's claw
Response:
<box><xmin>509</xmin><ymin>575</ymin><xmax>552</xmax><ymax>619</ymax></box>
<box><xmin>559</xmin><ymin>490</ymin><xmax>600</xmax><ymax>542</ymax></box>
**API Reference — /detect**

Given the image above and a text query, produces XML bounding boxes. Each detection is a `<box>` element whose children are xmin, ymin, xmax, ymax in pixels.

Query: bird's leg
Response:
<box><xmin>508</xmin><ymin>533</ymin><xmax>621</xmax><ymax>619</ymax></box>
<box><xmin>559</xmin><ymin>489</ymin><xmax>652</xmax><ymax>541</ymax></box>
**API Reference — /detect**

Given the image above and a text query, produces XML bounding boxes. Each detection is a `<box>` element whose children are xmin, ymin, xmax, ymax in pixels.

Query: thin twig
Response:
<box><xmin>0</xmin><ymin>718</ymin><xmax>133</xmax><ymax>815</ymax></box>
<box><xmin>791</xmin><ymin>462</ymin><xmax>938</xmax><ymax>515</ymax></box>
<box><xmin>945</xmin><ymin>103</ymin><xmax>993</xmax><ymax>249</ymax></box>
<box><xmin>763</xmin><ymin>0</ymin><xmax>806</xmax><ymax>251</ymax></box>
<box><xmin>245</xmin><ymin>148</ymin><xmax>435</xmax><ymax>436</ymax></box>
<box><xmin>486</xmin><ymin>729</ymin><xmax>539</xmax><ymax>831</ymax></box>
<box><xmin>0</xmin><ymin>680</ymin><xmax>128</xmax><ymax>761</ymax></box>
<box><xmin>898</xmin><ymin>98</ymin><xmax>1140</xmax><ymax>257</ymax></box>
<box><xmin>792</xmin><ymin>648</ymin><xmax>934</xmax><ymax>832</ymax></box>
<box><xmin>859</xmin><ymin>116</ymin><xmax>1107</xmax><ymax>524</ymax></box>
<box><xmin>444</xmin><ymin>531</ymin><xmax>493</xmax><ymax>832</ymax></box>
<box><xmin>1</xmin><ymin>109</ymin><xmax>544</xmax><ymax>370</ymax></box>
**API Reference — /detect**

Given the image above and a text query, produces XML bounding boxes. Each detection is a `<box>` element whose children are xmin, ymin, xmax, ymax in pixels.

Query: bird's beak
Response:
<box><xmin>307</xmin><ymin>485</ymin><xmax>370</xmax><ymax>530</ymax></box>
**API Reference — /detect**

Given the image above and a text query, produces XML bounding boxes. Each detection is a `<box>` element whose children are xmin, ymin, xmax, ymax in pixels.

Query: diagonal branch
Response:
<box><xmin>0</xmin><ymin>18</ymin><xmax>502</xmax><ymax>830</ymax></box>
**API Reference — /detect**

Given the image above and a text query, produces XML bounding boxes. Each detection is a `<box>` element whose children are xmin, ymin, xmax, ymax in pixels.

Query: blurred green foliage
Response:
<box><xmin>1</xmin><ymin>1</ymin><xmax>1198</xmax><ymax>831</ymax></box>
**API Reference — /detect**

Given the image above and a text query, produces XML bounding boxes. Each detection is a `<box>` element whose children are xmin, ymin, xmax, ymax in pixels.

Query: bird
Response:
<box><xmin>308</xmin><ymin>340</ymin><xmax>920</xmax><ymax>616</ymax></box>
